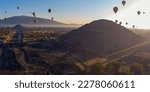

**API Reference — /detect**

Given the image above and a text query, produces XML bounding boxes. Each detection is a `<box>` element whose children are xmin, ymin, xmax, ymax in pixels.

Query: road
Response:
<box><xmin>80</xmin><ymin>40</ymin><xmax>150</xmax><ymax>69</ymax></box>
<box><xmin>63</xmin><ymin>39</ymin><xmax>150</xmax><ymax>70</ymax></box>
<box><xmin>0</xmin><ymin>27</ymin><xmax>31</xmax><ymax>72</ymax></box>
<box><xmin>106</xmin><ymin>40</ymin><xmax>150</xmax><ymax>61</ymax></box>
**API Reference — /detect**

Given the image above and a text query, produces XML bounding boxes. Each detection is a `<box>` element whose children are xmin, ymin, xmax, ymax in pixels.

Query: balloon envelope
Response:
<box><xmin>4</xmin><ymin>18</ymin><xmax>7</xmax><ymax>21</ymax></box>
<box><xmin>32</xmin><ymin>12</ymin><xmax>36</xmax><ymax>17</ymax></box>
<box><xmin>17</xmin><ymin>6</ymin><xmax>19</xmax><ymax>10</ymax></box>
<box><xmin>115</xmin><ymin>20</ymin><xmax>118</xmax><ymax>23</ymax></box>
<box><xmin>119</xmin><ymin>22</ymin><xmax>122</xmax><ymax>25</ymax></box>
<box><xmin>137</xmin><ymin>11</ymin><xmax>141</xmax><ymax>15</ymax></box>
<box><xmin>113</xmin><ymin>7</ymin><xmax>118</xmax><ymax>14</ymax></box>
<box><xmin>122</xmin><ymin>0</ymin><xmax>126</xmax><ymax>6</ymax></box>
<box><xmin>48</xmin><ymin>9</ymin><xmax>51</xmax><ymax>13</ymax></box>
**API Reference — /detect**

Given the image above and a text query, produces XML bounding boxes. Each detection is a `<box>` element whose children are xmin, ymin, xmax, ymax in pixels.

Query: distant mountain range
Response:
<box><xmin>58</xmin><ymin>19</ymin><xmax>145</xmax><ymax>60</ymax></box>
<box><xmin>0</xmin><ymin>16</ymin><xmax>81</xmax><ymax>27</ymax></box>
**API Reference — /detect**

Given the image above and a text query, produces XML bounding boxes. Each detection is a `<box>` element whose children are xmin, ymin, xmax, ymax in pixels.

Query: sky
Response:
<box><xmin>0</xmin><ymin>0</ymin><xmax>150</xmax><ymax>28</ymax></box>
<box><xmin>108</xmin><ymin>0</ymin><xmax>150</xmax><ymax>29</ymax></box>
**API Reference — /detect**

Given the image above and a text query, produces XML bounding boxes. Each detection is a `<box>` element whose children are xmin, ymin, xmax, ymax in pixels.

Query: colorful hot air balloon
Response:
<box><xmin>113</xmin><ymin>7</ymin><xmax>118</xmax><ymax>14</ymax></box>
<box><xmin>122</xmin><ymin>0</ymin><xmax>126</xmax><ymax>6</ymax></box>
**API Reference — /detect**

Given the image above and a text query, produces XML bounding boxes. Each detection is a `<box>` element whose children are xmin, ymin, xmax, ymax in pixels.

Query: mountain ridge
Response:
<box><xmin>0</xmin><ymin>15</ymin><xmax>81</xmax><ymax>27</ymax></box>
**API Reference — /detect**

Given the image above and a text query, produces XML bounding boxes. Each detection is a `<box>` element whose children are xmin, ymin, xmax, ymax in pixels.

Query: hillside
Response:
<box><xmin>0</xmin><ymin>15</ymin><xmax>81</xmax><ymax>27</ymax></box>
<box><xmin>58</xmin><ymin>19</ymin><xmax>145</xmax><ymax>60</ymax></box>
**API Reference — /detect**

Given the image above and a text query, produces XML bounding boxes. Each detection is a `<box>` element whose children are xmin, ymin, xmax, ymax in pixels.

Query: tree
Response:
<box><xmin>105</xmin><ymin>61</ymin><xmax>121</xmax><ymax>75</ymax></box>
<box><xmin>130</xmin><ymin>63</ymin><xmax>144</xmax><ymax>75</ymax></box>
<box><xmin>119</xmin><ymin>66</ymin><xmax>130</xmax><ymax>75</ymax></box>
<box><xmin>90</xmin><ymin>62</ymin><xmax>105</xmax><ymax>75</ymax></box>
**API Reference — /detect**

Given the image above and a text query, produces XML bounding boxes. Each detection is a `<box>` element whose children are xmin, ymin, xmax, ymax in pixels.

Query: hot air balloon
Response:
<box><xmin>122</xmin><ymin>0</ymin><xmax>126</xmax><ymax>6</ymax></box>
<box><xmin>17</xmin><ymin>6</ymin><xmax>19</xmax><ymax>10</ymax></box>
<box><xmin>51</xmin><ymin>17</ymin><xmax>54</xmax><ymax>20</ymax></box>
<box><xmin>143</xmin><ymin>12</ymin><xmax>145</xmax><ymax>14</ymax></box>
<box><xmin>137</xmin><ymin>11</ymin><xmax>141</xmax><ymax>15</ymax></box>
<box><xmin>113</xmin><ymin>7</ymin><xmax>118</xmax><ymax>14</ymax></box>
<box><xmin>48</xmin><ymin>9</ymin><xmax>51</xmax><ymax>13</ymax></box>
<box><xmin>132</xmin><ymin>25</ymin><xmax>135</xmax><ymax>28</ymax></box>
<box><xmin>5</xmin><ymin>11</ymin><xmax>7</xmax><ymax>14</ymax></box>
<box><xmin>119</xmin><ymin>22</ymin><xmax>122</xmax><ymax>25</ymax></box>
<box><xmin>115</xmin><ymin>20</ymin><xmax>118</xmax><ymax>23</ymax></box>
<box><xmin>4</xmin><ymin>17</ymin><xmax>7</xmax><ymax>21</ymax></box>
<box><xmin>125</xmin><ymin>22</ymin><xmax>128</xmax><ymax>25</ymax></box>
<box><xmin>32</xmin><ymin>12</ymin><xmax>36</xmax><ymax>17</ymax></box>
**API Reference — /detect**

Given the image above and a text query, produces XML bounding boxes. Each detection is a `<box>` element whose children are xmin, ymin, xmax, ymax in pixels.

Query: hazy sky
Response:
<box><xmin>108</xmin><ymin>0</ymin><xmax>150</xmax><ymax>29</ymax></box>
<box><xmin>0</xmin><ymin>0</ymin><xmax>150</xmax><ymax>28</ymax></box>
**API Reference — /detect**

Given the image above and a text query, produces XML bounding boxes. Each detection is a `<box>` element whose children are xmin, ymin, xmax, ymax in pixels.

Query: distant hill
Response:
<box><xmin>0</xmin><ymin>15</ymin><xmax>81</xmax><ymax>27</ymax></box>
<box><xmin>13</xmin><ymin>25</ymin><xmax>25</xmax><ymax>31</ymax></box>
<box><xmin>58</xmin><ymin>19</ymin><xmax>145</xmax><ymax>60</ymax></box>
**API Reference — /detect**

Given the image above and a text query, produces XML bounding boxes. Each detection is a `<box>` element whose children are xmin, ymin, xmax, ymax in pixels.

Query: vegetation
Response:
<box><xmin>130</xmin><ymin>63</ymin><xmax>144</xmax><ymax>75</ymax></box>
<box><xmin>84</xmin><ymin>61</ymin><xmax>145</xmax><ymax>75</ymax></box>
<box><xmin>0</xmin><ymin>27</ymin><xmax>149</xmax><ymax>75</ymax></box>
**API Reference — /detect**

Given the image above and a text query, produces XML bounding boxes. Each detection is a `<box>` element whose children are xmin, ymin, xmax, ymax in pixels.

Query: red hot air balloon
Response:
<box><xmin>113</xmin><ymin>7</ymin><xmax>118</xmax><ymax>14</ymax></box>
<box><xmin>122</xmin><ymin>0</ymin><xmax>126</xmax><ymax>6</ymax></box>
